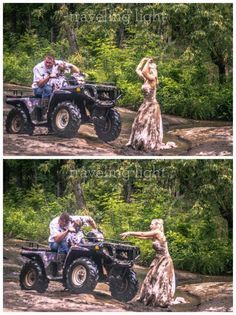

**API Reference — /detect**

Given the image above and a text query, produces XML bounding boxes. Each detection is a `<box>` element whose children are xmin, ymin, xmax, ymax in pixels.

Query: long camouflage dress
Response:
<box><xmin>136</xmin><ymin>239</ymin><xmax>175</xmax><ymax>307</ymax></box>
<box><xmin>126</xmin><ymin>83</ymin><xmax>163</xmax><ymax>151</ymax></box>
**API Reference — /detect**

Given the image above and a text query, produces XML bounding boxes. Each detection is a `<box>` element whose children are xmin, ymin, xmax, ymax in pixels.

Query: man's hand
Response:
<box><xmin>68</xmin><ymin>227</ymin><xmax>76</xmax><ymax>233</ymax></box>
<box><xmin>49</xmin><ymin>74</ymin><xmax>57</xmax><ymax>79</ymax></box>
<box><xmin>38</xmin><ymin>73</ymin><xmax>56</xmax><ymax>88</ymax></box>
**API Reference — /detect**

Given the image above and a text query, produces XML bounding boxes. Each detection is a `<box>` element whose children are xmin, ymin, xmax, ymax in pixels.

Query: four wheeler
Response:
<box><xmin>19</xmin><ymin>232</ymin><xmax>140</xmax><ymax>302</ymax></box>
<box><xmin>5</xmin><ymin>75</ymin><xmax>122</xmax><ymax>141</ymax></box>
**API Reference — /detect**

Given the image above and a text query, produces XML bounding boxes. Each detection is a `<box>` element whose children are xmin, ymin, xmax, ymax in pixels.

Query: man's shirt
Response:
<box><xmin>32</xmin><ymin>60</ymin><xmax>73</xmax><ymax>89</ymax></box>
<box><xmin>48</xmin><ymin>215</ymin><xmax>92</xmax><ymax>243</ymax></box>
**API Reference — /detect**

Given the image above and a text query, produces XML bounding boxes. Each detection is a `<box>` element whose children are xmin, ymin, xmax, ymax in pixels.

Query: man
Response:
<box><xmin>32</xmin><ymin>54</ymin><xmax>80</xmax><ymax>103</ymax></box>
<box><xmin>48</xmin><ymin>212</ymin><xmax>97</xmax><ymax>253</ymax></box>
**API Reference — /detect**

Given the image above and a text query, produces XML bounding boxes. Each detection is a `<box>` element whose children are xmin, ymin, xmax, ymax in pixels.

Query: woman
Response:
<box><xmin>120</xmin><ymin>219</ymin><xmax>175</xmax><ymax>307</ymax></box>
<box><xmin>126</xmin><ymin>57</ymin><xmax>164</xmax><ymax>151</ymax></box>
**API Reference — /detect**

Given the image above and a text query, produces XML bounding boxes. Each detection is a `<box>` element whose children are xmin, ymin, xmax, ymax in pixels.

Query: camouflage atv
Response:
<box><xmin>5</xmin><ymin>75</ymin><xmax>122</xmax><ymax>141</ymax></box>
<box><xmin>19</xmin><ymin>232</ymin><xmax>140</xmax><ymax>302</ymax></box>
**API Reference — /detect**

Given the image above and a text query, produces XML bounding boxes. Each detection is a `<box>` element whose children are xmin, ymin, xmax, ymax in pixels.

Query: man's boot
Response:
<box><xmin>40</xmin><ymin>98</ymin><xmax>50</xmax><ymax>120</ymax></box>
<box><xmin>56</xmin><ymin>253</ymin><xmax>66</xmax><ymax>276</ymax></box>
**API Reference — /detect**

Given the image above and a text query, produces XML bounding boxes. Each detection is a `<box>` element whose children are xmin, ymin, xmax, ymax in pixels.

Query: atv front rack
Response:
<box><xmin>85</xmin><ymin>236</ymin><xmax>135</xmax><ymax>246</ymax></box>
<box><xmin>101</xmin><ymin>241</ymin><xmax>140</xmax><ymax>265</ymax></box>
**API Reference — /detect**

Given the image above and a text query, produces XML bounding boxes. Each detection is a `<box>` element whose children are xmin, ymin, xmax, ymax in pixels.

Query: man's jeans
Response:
<box><xmin>49</xmin><ymin>240</ymin><xmax>69</xmax><ymax>253</ymax></box>
<box><xmin>33</xmin><ymin>84</ymin><xmax>53</xmax><ymax>99</ymax></box>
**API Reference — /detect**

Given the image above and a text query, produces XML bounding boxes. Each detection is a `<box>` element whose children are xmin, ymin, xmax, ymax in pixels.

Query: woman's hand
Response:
<box><xmin>139</xmin><ymin>57</ymin><xmax>148</xmax><ymax>64</ymax></box>
<box><xmin>120</xmin><ymin>232</ymin><xmax>130</xmax><ymax>239</ymax></box>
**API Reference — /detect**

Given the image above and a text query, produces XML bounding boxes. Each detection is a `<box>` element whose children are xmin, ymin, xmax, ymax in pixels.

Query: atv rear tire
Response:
<box><xmin>51</xmin><ymin>102</ymin><xmax>81</xmax><ymax>138</ymax></box>
<box><xmin>109</xmin><ymin>269</ymin><xmax>138</xmax><ymax>302</ymax></box>
<box><xmin>94</xmin><ymin>108</ymin><xmax>121</xmax><ymax>142</ymax></box>
<box><xmin>19</xmin><ymin>261</ymin><xmax>48</xmax><ymax>293</ymax></box>
<box><xmin>6</xmin><ymin>107</ymin><xmax>34</xmax><ymax>135</ymax></box>
<box><xmin>64</xmin><ymin>257</ymin><xmax>99</xmax><ymax>293</ymax></box>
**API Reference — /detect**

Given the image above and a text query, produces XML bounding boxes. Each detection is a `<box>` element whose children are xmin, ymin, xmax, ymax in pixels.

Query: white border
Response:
<box><xmin>1</xmin><ymin>1</ymin><xmax>234</xmax><ymax>314</ymax></box>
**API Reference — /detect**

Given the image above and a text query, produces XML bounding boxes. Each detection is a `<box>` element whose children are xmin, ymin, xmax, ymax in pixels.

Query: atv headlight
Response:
<box><xmin>76</xmin><ymin>87</ymin><xmax>81</xmax><ymax>92</ymax></box>
<box><xmin>94</xmin><ymin>245</ymin><xmax>100</xmax><ymax>251</ymax></box>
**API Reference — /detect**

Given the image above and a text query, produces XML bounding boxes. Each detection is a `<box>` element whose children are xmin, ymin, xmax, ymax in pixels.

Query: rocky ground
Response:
<box><xmin>169</xmin><ymin>124</ymin><xmax>232</xmax><ymax>156</ymax></box>
<box><xmin>3</xmin><ymin>86</ymin><xmax>232</xmax><ymax>156</ymax></box>
<box><xmin>3</xmin><ymin>239</ymin><xmax>233</xmax><ymax>312</ymax></box>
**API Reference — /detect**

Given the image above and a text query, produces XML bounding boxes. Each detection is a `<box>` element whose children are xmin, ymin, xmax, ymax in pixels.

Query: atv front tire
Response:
<box><xmin>94</xmin><ymin>108</ymin><xmax>121</xmax><ymax>142</ymax></box>
<box><xmin>51</xmin><ymin>102</ymin><xmax>81</xmax><ymax>138</ymax></box>
<box><xmin>6</xmin><ymin>107</ymin><xmax>34</xmax><ymax>135</ymax></box>
<box><xmin>64</xmin><ymin>257</ymin><xmax>99</xmax><ymax>293</ymax></box>
<box><xmin>109</xmin><ymin>269</ymin><xmax>138</xmax><ymax>302</ymax></box>
<box><xmin>19</xmin><ymin>260</ymin><xmax>48</xmax><ymax>293</ymax></box>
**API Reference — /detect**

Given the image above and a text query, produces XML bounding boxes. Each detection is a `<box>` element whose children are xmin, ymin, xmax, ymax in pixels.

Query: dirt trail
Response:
<box><xmin>3</xmin><ymin>239</ymin><xmax>233</xmax><ymax>312</ymax></box>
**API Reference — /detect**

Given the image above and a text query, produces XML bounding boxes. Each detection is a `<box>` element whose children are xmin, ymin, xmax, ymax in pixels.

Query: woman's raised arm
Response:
<box><xmin>142</xmin><ymin>60</ymin><xmax>157</xmax><ymax>82</ymax></box>
<box><xmin>136</xmin><ymin>57</ymin><xmax>148</xmax><ymax>79</ymax></box>
<box><xmin>120</xmin><ymin>229</ymin><xmax>159</xmax><ymax>239</ymax></box>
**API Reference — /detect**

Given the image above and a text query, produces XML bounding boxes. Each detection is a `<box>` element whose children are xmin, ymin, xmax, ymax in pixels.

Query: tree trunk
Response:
<box><xmin>16</xmin><ymin>167</ymin><xmax>23</xmax><ymax>188</ymax></box>
<box><xmin>57</xmin><ymin>3</ymin><xmax>78</xmax><ymax>54</ymax></box>
<box><xmin>28</xmin><ymin>7</ymin><xmax>32</xmax><ymax>30</ymax></box>
<box><xmin>219</xmin><ymin>207</ymin><xmax>232</xmax><ymax>238</ymax></box>
<box><xmin>55</xmin><ymin>168</ymin><xmax>65</xmax><ymax>197</ymax></box>
<box><xmin>210</xmin><ymin>52</ymin><xmax>226</xmax><ymax>84</ymax></box>
<box><xmin>56</xmin><ymin>181</ymin><xmax>65</xmax><ymax>197</ymax></box>
<box><xmin>116</xmin><ymin>25</ymin><xmax>125</xmax><ymax>48</ymax></box>
<box><xmin>67</xmin><ymin>27</ymin><xmax>78</xmax><ymax>54</ymax></box>
<box><xmin>50</xmin><ymin>27</ymin><xmax>54</xmax><ymax>43</ymax></box>
<box><xmin>218</xmin><ymin>63</ymin><xmax>226</xmax><ymax>85</ymax></box>
<box><xmin>3</xmin><ymin>161</ymin><xmax>9</xmax><ymax>193</ymax></box>
<box><xmin>123</xmin><ymin>180</ymin><xmax>133</xmax><ymax>203</ymax></box>
<box><xmin>73</xmin><ymin>182</ymin><xmax>86</xmax><ymax>209</ymax></box>
<box><xmin>33</xmin><ymin>161</ymin><xmax>37</xmax><ymax>185</ymax></box>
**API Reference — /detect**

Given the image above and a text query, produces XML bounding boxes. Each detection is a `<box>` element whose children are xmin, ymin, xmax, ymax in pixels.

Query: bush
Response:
<box><xmin>166</xmin><ymin>204</ymin><xmax>233</xmax><ymax>275</ymax></box>
<box><xmin>158</xmin><ymin>59</ymin><xmax>232</xmax><ymax>121</ymax></box>
<box><xmin>167</xmin><ymin>231</ymin><xmax>232</xmax><ymax>275</ymax></box>
<box><xmin>3</xmin><ymin>186</ymin><xmax>75</xmax><ymax>241</ymax></box>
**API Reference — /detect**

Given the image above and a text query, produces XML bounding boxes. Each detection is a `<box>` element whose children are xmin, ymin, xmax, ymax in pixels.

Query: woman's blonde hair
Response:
<box><xmin>152</xmin><ymin>219</ymin><xmax>164</xmax><ymax>233</ymax></box>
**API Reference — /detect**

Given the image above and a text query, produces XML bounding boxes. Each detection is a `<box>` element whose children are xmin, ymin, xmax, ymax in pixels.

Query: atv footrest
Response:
<box><xmin>47</xmin><ymin>276</ymin><xmax>63</xmax><ymax>281</ymax></box>
<box><xmin>22</xmin><ymin>246</ymin><xmax>54</xmax><ymax>252</ymax></box>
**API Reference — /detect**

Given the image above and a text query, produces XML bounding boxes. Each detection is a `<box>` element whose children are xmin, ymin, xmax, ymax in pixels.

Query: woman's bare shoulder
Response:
<box><xmin>154</xmin><ymin>230</ymin><xmax>166</xmax><ymax>241</ymax></box>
